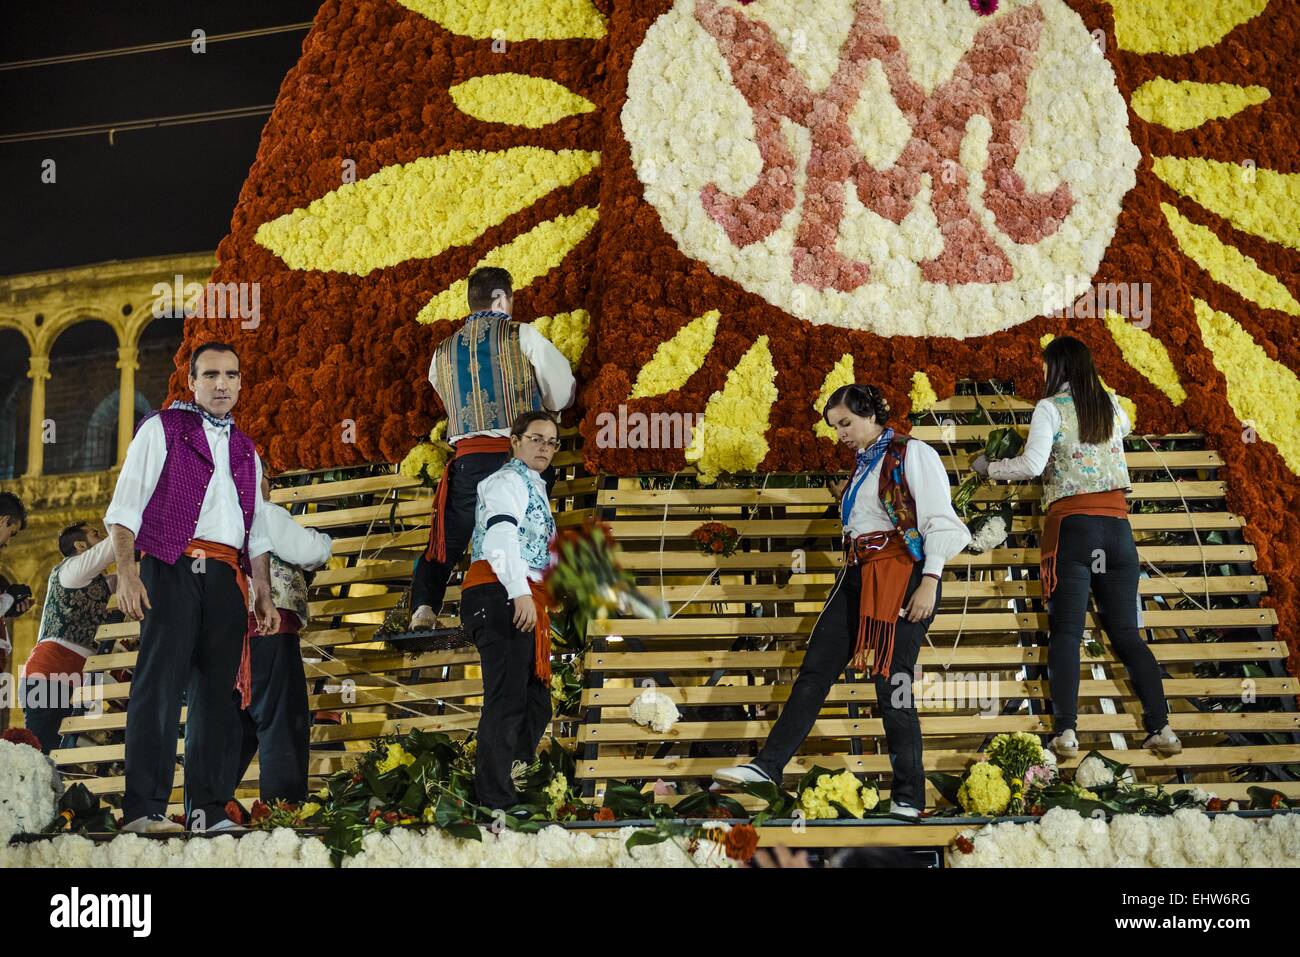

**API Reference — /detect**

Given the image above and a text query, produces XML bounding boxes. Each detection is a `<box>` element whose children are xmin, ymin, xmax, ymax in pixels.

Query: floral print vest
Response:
<box><xmin>35</xmin><ymin>559</ymin><xmax>112</xmax><ymax>653</ymax></box>
<box><xmin>1041</xmin><ymin>393</ymin><xmax>1131</xmax><ymax>509</ymax></box>
<box><xmin>470</xmin><ymin>458</ymin><xmax>556</xmax><ymax>570</ymax></box>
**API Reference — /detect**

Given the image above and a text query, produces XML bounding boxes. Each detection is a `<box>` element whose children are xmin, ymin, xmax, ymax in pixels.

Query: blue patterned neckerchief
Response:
<box><xmin>170</xmin><ymin>399</ymin><xmax>233</xmax><ymax>433</ymax></box>
<box><xmin>840</xmin><ymin>427</ymin><xmax>895</xmax><ymax>528</ymax></box>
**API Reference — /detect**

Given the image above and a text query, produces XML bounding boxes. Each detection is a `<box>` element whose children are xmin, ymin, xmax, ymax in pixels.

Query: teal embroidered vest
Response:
<box><xmin>470</xmin><ymin>458</ymin><xmax>556</xmax><ymax>571</ymax></box>
<box><xmin>432</xmin><ymin>311</ymin><xmax>542</xmax><ymax>440</ymax></box>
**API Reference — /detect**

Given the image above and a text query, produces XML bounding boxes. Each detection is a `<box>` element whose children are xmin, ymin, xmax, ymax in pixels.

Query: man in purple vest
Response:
<box><xmin>105</xmin><ymin>342</ymin><xmax>279</xmax><ymax>833</ymax></box>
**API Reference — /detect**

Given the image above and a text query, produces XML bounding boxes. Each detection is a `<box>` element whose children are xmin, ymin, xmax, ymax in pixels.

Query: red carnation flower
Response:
<box><xmin>954</xmin><ymin>835</ymin><xmax>976</xmax><ymax>855</ymax></box>
<box><xmin>224</xmin><ymin>800</ymin><xmax>248</xmax><ymax>826</ymax></box>
<box><xmin>1</xmin><ymin>728</ymin><xmax>42</xmax><ymax>751</ymax></box>
<box><xmin>594</xmin><ymin>807</ymin><xmax>616</xmax><ymax>822</ymax></box>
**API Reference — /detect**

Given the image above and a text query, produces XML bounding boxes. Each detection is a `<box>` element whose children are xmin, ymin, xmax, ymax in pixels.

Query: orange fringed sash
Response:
<box><xmin>1039</xmin><ymin>489</ymin><xmax>1129</xmax><ymax>601</ymax></box>
<box><xmin>462</xmin><ymin>559</ymin><xmax>551</xmax><ymax>682</ymax></box>
<box><xmin>424</xmin><ymin>436</ymin><xmax>513</xmax><ymax>563</ymax></box>
<box><xmin>846</xmin><ymin>533</ymin><xmax>915</xmax><ymax>678</ymax></box>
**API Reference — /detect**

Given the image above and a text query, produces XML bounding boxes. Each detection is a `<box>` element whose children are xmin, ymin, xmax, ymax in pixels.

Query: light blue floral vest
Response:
<box><xmin>470</xmin><ymin>458</ymin><xmax>555</xmax><ymax>570</ymax></box>
<box><xmin>1041</xmin><ymin>393</ymin><xmax>1132</xmax><ymax>509</ymax></box>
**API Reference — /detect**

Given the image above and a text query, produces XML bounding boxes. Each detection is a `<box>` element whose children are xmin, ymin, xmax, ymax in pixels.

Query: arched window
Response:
<box><xmin>0</xmin><ymin>330</ymin><xmax>32</xmax><ymax>480</ymax></box>
<box><xmin>79</xmin><ymin>390</ymin><xmax>152</xmax><ymax>473</ymax></box>
<box><xmin>43</xmin><ymin>320</ymin><xmax>118</xmax><ymax>476</ymax></box>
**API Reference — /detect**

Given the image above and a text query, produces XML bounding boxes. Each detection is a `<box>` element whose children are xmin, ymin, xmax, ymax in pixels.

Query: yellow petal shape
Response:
<box><xmin>1160</xmin><ymin>203</ymin><xmax>1300</xmax><ymax>316</ymax></box>
<box><xmin>1193</xmin><ymin>297</ymin><xmax>1300</xmax><ymax>474</ymax></box>
<box><xmin>685</xmin><ymin>336</ymin><xmax>778</xmax><ymax>484</ymax></box>
<box><xmin>1041</xmin><ymin>333</ymin><xmax>1138</xmax><ymax>427</ymax></box>
<box><xmin>255</xmin><ymin>148</ymin><xmax>598</xmax><ymax>276</ymax></box>
<box><xmin>531</xmin><ymin>310</ymin><xmax>590</xmax><ymax>368</ymax></box>
<box><xmin>629</xmin><ymin>309</ymin><xmax>720</xmax><ymax>400</ymax></box>
<box><xmin>1130</xmin><ymin>79</ymin><xmax>1269</xmax><ymax>132</ymax></box>
<box><xmin>1103</xmin><ymin>0</ymin><xmax>1269</xmax><ymax>54</ymax></box>
<box><xmin>416</xmin><ymin>206</ymin><xmax>600</xmax><ymax>324</ymax></box>
<box><xmin>813</xmin><ymin>353</ymin><xmax>855</xmax><ymax>440</ymax></box>
<box><xmin>909</xmin><ymin>371</ymin><xmax>940</xmax><ymax>415</ymax></box>
<box><xmin>1103</xmin><ymin>311</ymin><xmax>1187</xmax><ymax>406</ymax></box>
<box><xmin>394</xmin><ymin>0</ymin><xmax>606</xmax><ymax>40</ymax></box>
<box><xmin>450</xmin><ymin>74</ymin><xmax>596</xmax><ymax>129</ymax></box>
<box><xmin>1153</xmin><ymin>157</ymin><xmax>1300</xmax><ymax>252</ymax></box>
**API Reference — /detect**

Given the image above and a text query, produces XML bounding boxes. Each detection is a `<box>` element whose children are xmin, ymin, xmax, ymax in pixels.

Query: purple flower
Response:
<box><xmin>970</xmin><ymin>0</ymin><xmax>998</xmax><ymax>14</ymax></box>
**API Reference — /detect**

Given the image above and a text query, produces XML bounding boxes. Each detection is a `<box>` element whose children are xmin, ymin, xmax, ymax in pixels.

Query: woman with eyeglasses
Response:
<box><xmin>459</xmin><ymin>410</ymin><xmax>562</xmax><ymax>810</ymax></box>
<box><xmin>714</xmin><ymin>384</ymin><xmax>971</xmax><ymax>820</ymax></box>
<box><xmin>972</xmin><ymin>336</ymin><xmax>1179</xmax><ymax>759</ymax></box>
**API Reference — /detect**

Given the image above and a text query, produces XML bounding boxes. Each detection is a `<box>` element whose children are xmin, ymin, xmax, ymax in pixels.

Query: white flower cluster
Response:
<box><xmin>628</xmin><ymin>687</ymin><xmax>681</xmax><ymax>733</ymax></box>
<box><xmin>0</xmin><ymin>825</ymin><xmax>730</xmax><ymax>869</ymax></box>
<box><xmin>622</xmin><ymin>0</ymin><xmax>1140</xmax><ymax>339</ymax></box>
<box><xmin>968</xmin><ymin>515</ymin><xmax>1008</xmax><ymax>553</ymax></box>
<box><xmin>0</xmin><ymin>740</ymin><xmax>61</xmax><ymax>845</ymax></box>
<box><xmin>949</xmin><ymin>807</ymin><xmax>1300</xmax><ymax>868</ymax></box>
<box><xmin>1073</xmin><ymin>754</ymin><xmax>1114</xmax><ymax>789</ymax></box>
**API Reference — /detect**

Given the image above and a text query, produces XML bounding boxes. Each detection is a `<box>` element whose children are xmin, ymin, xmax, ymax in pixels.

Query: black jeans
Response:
<box><xmin>228</xmin><ymin>632</ymin><xmax>310</xmax><ymax>803</ymax></box>
<box><xmin>123</xmin><ymin>555</ymin><xmax>245</xmax><ymax>825</ymax></box>
<box><xmin>410</xmin><ymin>453</ymin><xmax>558</xmax><ymax>613</ymax></box>
<box><xmin>411</xmin><ymin>451</ymin><xmax>509</xmax><ymax>612</ymax></box>
<box><xmin>461</xmin><ymin>581</ymin><xmax>552</xmax><ymax>810</ymax></box>
<box><xmin>753</xmin><ymin>561</ymin><xmax>937</xmax><ymax>810</ymax></box>
<box><xmin>1047</xmin><ymin>514</ymin><xmax>1168</xmax><ymax>735</ymax></box>
<box><xmin>21</xmin><ymin>676</ymin><xmax>80</xmax><ymax>754</ymax></box>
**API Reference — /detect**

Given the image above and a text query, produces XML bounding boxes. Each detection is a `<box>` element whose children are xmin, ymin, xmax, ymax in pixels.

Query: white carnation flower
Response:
<box><xmin>1074</xmin><ymin>755</ymin><xmax>1114</xmax><ymax>789</ymax></box>
<box><xmin>628</xmin><ymin>687</ymin><xmax>681</xmax><ymax>734</ymax></box>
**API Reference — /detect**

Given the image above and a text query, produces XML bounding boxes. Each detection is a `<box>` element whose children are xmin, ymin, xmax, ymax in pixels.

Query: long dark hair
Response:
<box><xmin>1043</xmin><ymin>337</ymin><xmax>1114</xmax><ymax>445</ymax></box>
<box><xmin>822</xmin><ymin>384</ymin><xmax>891</xmax><ymax>427</ymax></box>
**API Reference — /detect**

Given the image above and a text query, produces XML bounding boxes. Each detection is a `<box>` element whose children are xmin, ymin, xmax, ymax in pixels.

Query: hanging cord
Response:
<box><xmin>655</xmin><ymin>470</ymin><xmax>774</xmax><ymax>620</ymax></box>
<box><xmin>1133</xmin><ymin>435</ymin><xmax>1212</xmax><ymax>613</ymax></box>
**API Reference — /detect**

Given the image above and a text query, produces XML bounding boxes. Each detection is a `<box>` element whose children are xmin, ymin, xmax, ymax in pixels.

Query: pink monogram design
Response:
<box><xmin>694</xmin><ymin>0</ymin><xmax>1075</xmax><ymax>290</ymax></box>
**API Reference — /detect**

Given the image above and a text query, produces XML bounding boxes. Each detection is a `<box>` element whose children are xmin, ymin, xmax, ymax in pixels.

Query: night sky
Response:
<box><xmin>0</xmin><ymin>0</ymin><xmax>323</xmax><ymax>276</ymax></box>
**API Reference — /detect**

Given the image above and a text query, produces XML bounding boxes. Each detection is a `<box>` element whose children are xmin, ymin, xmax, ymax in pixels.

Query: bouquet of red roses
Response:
<box><xmin>690</xmin><ymin>521</ymin><xmax>741</xmax><ymax>558</ymax></box>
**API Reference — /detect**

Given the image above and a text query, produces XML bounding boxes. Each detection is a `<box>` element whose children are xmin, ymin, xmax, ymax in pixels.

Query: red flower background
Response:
<box><xmin>170</xmin><ymin>0</ymin><xmax>1298</xmax><ymax>668</ymax></box>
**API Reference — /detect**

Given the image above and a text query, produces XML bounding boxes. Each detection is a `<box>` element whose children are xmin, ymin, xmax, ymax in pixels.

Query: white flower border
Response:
<box><xmin>1</xmin><ymin>824</ymin><xmax>735</xmax><ymax>869</ymax></box>
<box><xmin>0</xmin><ymin>740</ymin><xmax>61</xmax><ymax>846</ymax></box>
<box><xmin>622</xmin><ymin>0</ymin><xmax>1140</xmax><ymax>339</ymax></box>
<box><xmin>948</xmin><ymin>807</ymin><xmax>1300</xmax><ymax>868</ymax></box>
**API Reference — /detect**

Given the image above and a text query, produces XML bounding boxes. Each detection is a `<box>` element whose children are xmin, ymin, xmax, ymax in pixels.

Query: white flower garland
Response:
<box><xmin>622</xmin><ymin>0</ymin><xmax>1140</xmax><ymax>339</ymax></box>
<box><xmin>949</xmin><ymin>807</ymin><xmax>1300</xmax><ymax>868</ymax></box>
<box><xmin>0</xmin><ymin>740</ymin><xmax>61</xmax><ymax>845</ymax></box>
<box><xmin>0</xmin><ymin>825</ymin><xmax>733</xmax><ymax>868</ymax></box>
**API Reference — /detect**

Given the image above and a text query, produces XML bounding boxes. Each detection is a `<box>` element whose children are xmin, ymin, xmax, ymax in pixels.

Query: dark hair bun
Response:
<box><xmin>822</xmin><ymin>383</ymin><xmax>891</xmax><ymax>426</ymax></box>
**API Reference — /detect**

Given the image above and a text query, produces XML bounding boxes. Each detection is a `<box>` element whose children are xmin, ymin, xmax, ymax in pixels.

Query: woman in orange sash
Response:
<box><xmin>715</xmin><ymin>385</ymin><xmax>971</xmax><ymax>820</ymax></box>
<box><xmin>973</xmin><ymin>337</ymin><xmax>1180</xmax><ymax>758</ymax></box>
<box><xmin>460</xmin><ymin>411</ymin><xmax>561</xmax><ymax>810</ymax></box>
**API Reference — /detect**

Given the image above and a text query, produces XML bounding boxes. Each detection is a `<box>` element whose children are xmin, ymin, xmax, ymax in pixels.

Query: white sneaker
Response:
<box><xmin>122</xmin><ymin>814</ymin><xmax>184</xmax><ymax>834</ymax></box>
<box><xmin>1144</xmin><ymin>725</ymin><xmax>1182</xmax><ymax>756</ymax></box>
<box><xmin>1048</xmin><ymin>729</ymin><xmax>1078</xmax><ymax>758</ymax></box>
<box><xmin>712</xmin><ymin>763</ymin><xmax>774</xmax><ymax>786</ymax></box>
<box><xmin>203</xmin><ymin>818</ymin><xmax>247</xmax><ymax>834</ymax></box>
<box><xmin>889</xmin><ymin>803</ymin><xmax>922</xmax><ymax>821</ymax></box>
<box><xmin>410</xmin><ymin>605</ymin><xmax>437</xmax><ymax>630</ymax></box>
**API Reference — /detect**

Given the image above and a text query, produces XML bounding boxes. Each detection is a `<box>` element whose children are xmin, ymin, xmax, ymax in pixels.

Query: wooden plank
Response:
<box><xmin>587</xmin><ymin>607</ymin><xmax>1277</xmax><ymax>637</ymax></box>
<box><xmin>579</xmin><ymin>711</ymin><xmax>1300</xmax><ymax>745</ymax></box>
<box><xmin>580</xmin><ymin>677</ymin><xmax>1298</xmax><ymax>708</ymax></box>
<box><xmin>599</xmin><ymin>480</ymin><xmax>1228</xmax><ymax>507</ymax></box>
<box><xmin>612</xmin><ymin>544</ymin><xmax>1256</xmax><ymax>571</ymax></box>
<box><xmin>582</xmin><ymin>641</ymin><xmax>1288</xmax><ymax>672</ymax></box>
<box><xmin>590</xmin><ymin>513</ymin><xmax>1245</xmax><ymax>541</ymax></box>
<box><xmin>647</xmin><ymin>576</ymin><xmax>1266</xmax><ymax>604</ymax></box>
<box><xmin>574</xmin><ymin>744</ymin><xmax>1300</xmax><ymax>780</ymax></box>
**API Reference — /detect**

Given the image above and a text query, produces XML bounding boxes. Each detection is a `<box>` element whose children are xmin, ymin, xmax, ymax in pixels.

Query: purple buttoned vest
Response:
<box><xmin>132</xmin><ymin>409</ymin><xmax>258</xmax><ymax>567</ymax></box>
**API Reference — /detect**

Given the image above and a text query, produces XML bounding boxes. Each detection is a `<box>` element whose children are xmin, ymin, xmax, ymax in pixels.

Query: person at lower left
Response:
<box><xmin>21</xmin><ymin>522</ymin><xmax>117</xmax><ymax>754</ymax></box>
<box><xmin>460</xmin><ymin>411</ymin><xmax>561</xmax><ymax>811</ymax></box>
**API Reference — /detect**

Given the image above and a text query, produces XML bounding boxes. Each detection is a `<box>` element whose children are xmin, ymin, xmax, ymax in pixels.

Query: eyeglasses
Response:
<box><xmin>522</xmin><ymin>433</ymin><xmax>561</xmax><ymax>451</ymax></box>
